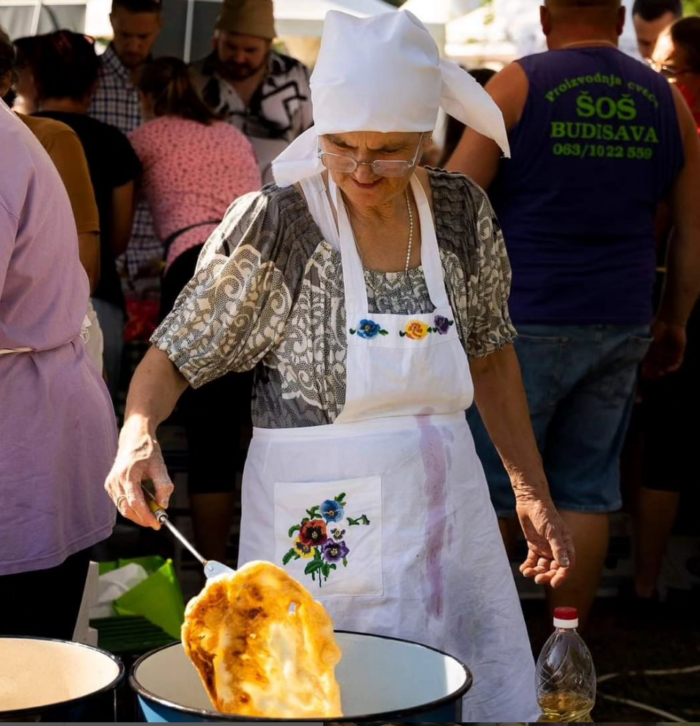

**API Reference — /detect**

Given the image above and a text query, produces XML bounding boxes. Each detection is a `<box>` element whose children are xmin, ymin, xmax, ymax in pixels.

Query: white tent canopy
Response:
<box><xmin>0</xmin><ymin>0</ymin><xmax>644</xmax><ymax>66</ymax></box>
<box><xmin>0</xmin><ymin>0</ymin><xmax>395</xmax><ymax>61</ymax></box>
<box><xmin>51</xmin><ymin>0</ymin><xmax>399</xmax><ymax>43</ymax></box>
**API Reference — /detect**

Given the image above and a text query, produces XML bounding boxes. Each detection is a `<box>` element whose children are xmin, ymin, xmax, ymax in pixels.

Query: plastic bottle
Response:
<box><xmin>536</xmin><ymin>606</ymin><xmax>596</xmax><ymax>722</ymax></box>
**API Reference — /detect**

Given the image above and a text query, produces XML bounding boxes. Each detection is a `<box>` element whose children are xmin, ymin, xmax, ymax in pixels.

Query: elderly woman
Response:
<box><xmin>106</xmin><ymin>11</ymin><xmax>573</xmax><ymax>720</ymax></box>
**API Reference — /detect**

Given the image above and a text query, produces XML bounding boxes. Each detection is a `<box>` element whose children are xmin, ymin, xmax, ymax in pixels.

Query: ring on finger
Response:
<box><xmin>116</xmin><ymin>495</ymin><xmax>128</xmax><ymax>511</ymax></box>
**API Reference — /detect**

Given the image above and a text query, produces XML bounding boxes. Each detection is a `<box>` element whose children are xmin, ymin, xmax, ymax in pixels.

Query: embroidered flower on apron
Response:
<box><xmin>402</xmin><ymin>320</ymin><xmax>430</xmax><ymax>340</ymax></box>
<box><xmin>349</xmin><ymin>319</ymin><xmax>389</xmax><ymax>339</ymax></box>
<box><xmin>282</xmin><ymin>492</ymin><xmax>371</xmax><ymax>587</ymax></box>
<box><xmin>434</xmin><ymin>315</ymin><xmax>455</xmax><ymax>335</ymax></box>
<box><xmin>399</xmin><ymin>315</ymin><xmax>455</xmax><ymax>339</ymax></box>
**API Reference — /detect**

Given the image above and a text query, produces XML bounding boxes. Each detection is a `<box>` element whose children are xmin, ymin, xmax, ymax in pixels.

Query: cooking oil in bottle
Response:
<box><xmin>535</xmin><ymin>607</ymin><xmax>596</xmax><ymax>722</ymax></box>
<box><xmin>537</xmin><ymin>690</ymin><xmax>595</xmax><ymax>721</ymax></box>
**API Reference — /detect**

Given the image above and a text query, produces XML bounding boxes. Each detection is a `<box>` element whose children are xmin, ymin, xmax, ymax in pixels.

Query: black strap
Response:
<box><xmin>163</xmin><ymin>220</ymin><xmax>220</xmax><ymax>259</ymax></box>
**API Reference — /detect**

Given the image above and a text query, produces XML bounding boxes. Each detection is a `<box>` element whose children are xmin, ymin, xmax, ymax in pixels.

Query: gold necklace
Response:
<box><xmin>404</xmin><ymin>189</ymin><xmax>414</xmax><ymax>275</ymax></box>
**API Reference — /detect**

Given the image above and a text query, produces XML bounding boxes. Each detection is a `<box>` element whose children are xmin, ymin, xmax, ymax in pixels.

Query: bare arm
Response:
<box><xmin>447</xmin><ymin>62</ymin><xmax>529</xmax><ymax>190</ymax></box>
<box><xmin>471</xmin><ymin>344</ymin><xmax>575</xmax><ymax>587</ymax></box>
<box><xmin>644</xmin><ymin>87</ymin><xmax>700</xmax><ymax>378</ymax></box>
<box><xmin>471</xmin><ymin>345</ymin><xmax>547</xmax><ymax>498</ymax></box>
<box><xmin>110</xmin><ymin>180</ymin><xmax>136</xmax><ymax>258</ymax></box>
<box><xmin>105</xmin><ymin>346</ymin><xmax>189</xmax><ymax>527</ymax></box>
<box><xmin>124</xmin><ymin>346</ymin><xmax>189</xmax><ymax>433</ymax></box>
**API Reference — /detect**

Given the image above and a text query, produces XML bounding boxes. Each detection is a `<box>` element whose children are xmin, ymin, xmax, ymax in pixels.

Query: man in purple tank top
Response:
<box><xmin>449</xmin><ymin>0</ymin><xmax>700</xmax><ymax>628</ymax></box>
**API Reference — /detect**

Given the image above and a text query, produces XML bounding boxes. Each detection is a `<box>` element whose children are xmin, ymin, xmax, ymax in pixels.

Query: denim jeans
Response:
<box><xmin>468</xmin><ymin>324</ymin><xmax>652</xmax><ymax>515</ymax></box>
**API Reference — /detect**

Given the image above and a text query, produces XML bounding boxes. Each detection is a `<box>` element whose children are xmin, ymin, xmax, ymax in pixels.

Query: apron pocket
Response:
<box><xmin>274</xmin><ymin>477</ymin><xmax>383</xmax><ymax>597</ymax></box>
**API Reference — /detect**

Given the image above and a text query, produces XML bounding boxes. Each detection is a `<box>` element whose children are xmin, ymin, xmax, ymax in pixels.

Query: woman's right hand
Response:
<box><xmin>105</xmin><ymin>421</ymin><xmax>174</xmax><ymax>529</ymax></box>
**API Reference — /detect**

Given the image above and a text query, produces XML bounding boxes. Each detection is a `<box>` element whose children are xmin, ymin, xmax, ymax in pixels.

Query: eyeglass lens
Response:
<box><xmin>320</xmin><ymin>134</ymin><xmax>423</xmax><ymax>178</ymax></box>
<box><xmin>321</xmin><ymin>156</ymin><xmax>411</xmax><ymax>177</ymax></box>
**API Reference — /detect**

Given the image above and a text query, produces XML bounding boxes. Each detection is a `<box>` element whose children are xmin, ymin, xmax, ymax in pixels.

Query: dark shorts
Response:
<box><xmin>163</xmin><ymin>247</ymin><xmax>253</xmax><ymax>495</ymax></box>
<box><xmin>468</xmin><ymin>324</ymin><xmax>652</xmax><ymax>516</ymax></box>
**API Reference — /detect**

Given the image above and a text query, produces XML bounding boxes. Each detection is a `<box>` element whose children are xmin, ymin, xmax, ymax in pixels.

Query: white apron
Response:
<box><xmin>238</xmin><ymin>174</ymin><xmax>539</xmax><ymax>721</ymax></box>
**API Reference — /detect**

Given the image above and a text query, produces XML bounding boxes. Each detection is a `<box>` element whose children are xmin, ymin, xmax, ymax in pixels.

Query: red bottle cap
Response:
<box><xmin>553</xmin><ymin>606</ymin><xmax>579</xmax><ymax>628</ymax></box>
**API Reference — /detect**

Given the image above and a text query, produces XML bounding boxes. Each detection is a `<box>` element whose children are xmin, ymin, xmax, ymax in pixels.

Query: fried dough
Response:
<box><xmin>181</xmin><ymin>561</ymin><xmax>343</xmax><ymax>718</ymax></box>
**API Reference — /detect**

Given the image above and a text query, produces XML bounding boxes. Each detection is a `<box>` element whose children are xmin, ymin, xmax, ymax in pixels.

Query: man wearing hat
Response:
<box><xmin>190</xmin><ymin>0</ymin><xmax>313</xmax><ymax>184</ymax></box>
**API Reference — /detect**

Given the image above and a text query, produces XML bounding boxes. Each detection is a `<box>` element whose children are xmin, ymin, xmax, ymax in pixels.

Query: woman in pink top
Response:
<box><xmin>1</xmin><ymin>29</ymin><xmax>116</xmax><ymax>639</ymax></box>
<box><xmin>128</xmin><ymin>57</ymin><xmax>261</xmax><ymax>565</ymax></box>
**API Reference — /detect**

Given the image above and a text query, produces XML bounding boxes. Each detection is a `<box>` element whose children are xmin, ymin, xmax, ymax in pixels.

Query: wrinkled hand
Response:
<box><xmin>516</xmin><ymin>497</ymin><xmax>575</xmax><ymax>588</ymax></box>
<box><xmin>643</xmin><ymin>320</ymin><xmax>686</xmax><ymax>380</ymax></box>
<box><xmin>104</xmin><ymin>426</ymin><xmax>174</xmax><ymax>529</ymax></box>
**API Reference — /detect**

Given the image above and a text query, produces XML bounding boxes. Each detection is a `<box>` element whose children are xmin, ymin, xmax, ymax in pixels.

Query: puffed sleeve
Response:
<box><xmin>466</xmin><ymin>185</ymin><xmax>518</xmax><ymax>358</ymax></box>
<box><xmin>151</xmin><ymin>189</ymin><xmax>295</xmax><ymax>388</ymax></box>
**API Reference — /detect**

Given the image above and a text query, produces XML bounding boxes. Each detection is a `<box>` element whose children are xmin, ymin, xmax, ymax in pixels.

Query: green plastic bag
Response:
<box><xmin>98</xmin><ymin>556</ymin><xmax>185</xmax><ymax>640</ymax></box>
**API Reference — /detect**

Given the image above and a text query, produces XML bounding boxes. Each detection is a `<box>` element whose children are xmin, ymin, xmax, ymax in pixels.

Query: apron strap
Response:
<box><xmin>330</xmin><ymin>176</ymin><xmax>370</xmax><ymax>314</ymax></box>
<box><xmin>409</xmin><ymin>175</ymin><xmax>450</xmax><ymax>310</ymax></box>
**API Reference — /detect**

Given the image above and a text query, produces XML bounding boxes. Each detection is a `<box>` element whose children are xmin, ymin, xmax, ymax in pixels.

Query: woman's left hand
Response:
<box><xmin>516</xmin><ymin>497</ymin><xmax>575</xmax><ymax>589</ymax></box>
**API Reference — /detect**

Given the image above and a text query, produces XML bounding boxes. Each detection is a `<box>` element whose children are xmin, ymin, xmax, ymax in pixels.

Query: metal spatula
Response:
<box><xmin>142</xmin><ymin>486</ymin><xmax>234</xmax><ymax>579</ymax></box>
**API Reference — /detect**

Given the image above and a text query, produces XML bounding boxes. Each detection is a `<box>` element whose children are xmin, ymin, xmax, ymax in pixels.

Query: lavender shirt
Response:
<box><xmin>0</xmin><ymin>101</ymin><xmax>117</xmax><ymax>576</ymax></box>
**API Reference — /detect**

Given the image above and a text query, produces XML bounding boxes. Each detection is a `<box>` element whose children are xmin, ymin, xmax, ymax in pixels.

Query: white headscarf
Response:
<box><xmin>272</xmin><ymin>9</ymin><xmax>510</xmax><ymax>188</ymax></box>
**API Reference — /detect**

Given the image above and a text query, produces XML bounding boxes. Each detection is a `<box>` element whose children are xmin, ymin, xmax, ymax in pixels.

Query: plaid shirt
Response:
<box><xmin>89</xmin><ymin>45</ymin><xmax>162</xmax><ymax>285</ymax></box>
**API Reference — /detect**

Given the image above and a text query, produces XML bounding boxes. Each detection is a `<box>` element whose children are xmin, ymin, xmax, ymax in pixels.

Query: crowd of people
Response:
<box><xmin>1</xmin><ymin>0</ymin><xmax>699</xmax><ymax>717</ymax></box>
<box><xmin>2</xmin><ymin>0</ymin><xmax>311</xmax><ymax>566</ymax></box>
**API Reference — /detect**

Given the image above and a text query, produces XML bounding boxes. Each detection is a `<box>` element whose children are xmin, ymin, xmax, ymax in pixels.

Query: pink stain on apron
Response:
<box><xmin>417</xmin><ymin>409</ymin><xmax>449</xmax><ymax>620</ymax></box>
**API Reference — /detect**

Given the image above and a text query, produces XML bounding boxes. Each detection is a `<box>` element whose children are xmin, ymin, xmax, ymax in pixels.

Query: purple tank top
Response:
<box><xmin>489</xmin><ymin>47</ymin><xmax>684</xmax><ymax>326</ymax></box>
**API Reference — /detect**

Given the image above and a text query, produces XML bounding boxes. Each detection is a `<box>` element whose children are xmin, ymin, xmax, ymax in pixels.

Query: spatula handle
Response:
<box><xmin>142</xmin><ymin>486</ymin><xmax>168</xmax><ymax>523</ymax></box>
<box><xmin>141</xmin><ymin>484</ymin><xmax>208</xmax><ymax>567</ymax></box>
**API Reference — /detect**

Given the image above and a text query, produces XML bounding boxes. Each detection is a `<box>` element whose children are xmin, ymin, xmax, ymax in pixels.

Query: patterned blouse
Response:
<box><xmin>152</xmin><ymin>169</ymin><xmax>517</xmax><ymax>428</ymax></box>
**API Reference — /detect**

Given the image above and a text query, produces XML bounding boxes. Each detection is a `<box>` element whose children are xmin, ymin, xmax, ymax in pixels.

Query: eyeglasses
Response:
<box><xmin>646</xmin><ymin>58</ymin><xmax>695</xmax><ymax>78</ymax></box>
<box><xmin>318</xmin><ymin>133</ymin><xmax>425</xmax><ymax>178</ymax></box>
